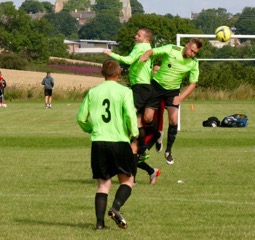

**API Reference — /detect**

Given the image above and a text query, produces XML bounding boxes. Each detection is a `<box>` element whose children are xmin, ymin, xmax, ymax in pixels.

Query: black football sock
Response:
<box><xmin>166</xmin><ymin>124</ymin><xmax>178</xmax><ymax>153</ymax></box>
<box><xmin>137</xmin><ymin>161</ymin><xmax>154</xmax><ymax>175</ymax></box>
<box><xmin>95</xmin><ymin>193</ymin><xmax>108</xmax><ymax>226</ymax></box>
<box><xmin>145</xmin><ymin>120</ymin><xmax>161</xmax><ymax>141</ymax></box>
<box><xmin>138</xmin><ymin>127</ymin><xmax>146</xmax><ymax>149</ymax></box>
<box><xmin>112</xmin><ymin>184</ymin><xmax>132</xmax><ymax>211</ymax></box>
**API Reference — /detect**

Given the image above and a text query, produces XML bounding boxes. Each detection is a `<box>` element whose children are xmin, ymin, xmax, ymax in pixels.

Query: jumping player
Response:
<box><xmin>104</xmin><ymin>28</ymin><xmax>160</xmax><ymax>184</ymax></box>
<box><xmin>140</xmin><ymin>38</ymin><xmax>203</xmax><ymax>165</ymax></box>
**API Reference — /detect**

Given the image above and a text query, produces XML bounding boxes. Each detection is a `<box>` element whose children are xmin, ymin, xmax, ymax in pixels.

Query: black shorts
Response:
<box><xmin>44</xmin><ymin>89</ymin><xmax>52</xmax><ymax>97</ymax></box>
<box><xmin>146</xmin><ymin>80</ymin><xmax>180</xmax><ymax>109</ymax></box>
<box><xmin>131</xmin><ymin>84</ymin><xmax>152</xmax><ymax>115</ymax></box>
<box><xmin>91</xmin><ymin>141</ymin><xmax>136</xmax><ymax>180</ymax></box>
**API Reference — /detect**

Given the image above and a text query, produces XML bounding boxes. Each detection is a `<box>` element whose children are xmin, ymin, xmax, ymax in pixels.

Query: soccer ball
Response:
<box><xmin>215</xmin><ymin>26</ymin><xmax>232</xmax><ymax>42</ymax></box>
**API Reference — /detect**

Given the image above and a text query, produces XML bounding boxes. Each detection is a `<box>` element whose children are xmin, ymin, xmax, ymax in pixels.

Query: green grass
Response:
<box><xmin>0</xmin><ymin>100</ymin><xmax>254</xmax><ymax>240</ymax></box>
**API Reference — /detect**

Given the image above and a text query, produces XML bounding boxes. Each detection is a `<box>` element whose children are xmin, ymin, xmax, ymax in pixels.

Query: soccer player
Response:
<box><xmin>140</xmin><ymin>38</ymin><xmax>203</xmax><ymax>165</ymax></box>
<box><xmin>103</xmin><ymin>28</ymin><xmax>160</xmax><ymax>184</ymax></box>
<box><xmin>77</xmin><ymin>59</ymin><xmax>138</xmax><ymax>230</ymax></box>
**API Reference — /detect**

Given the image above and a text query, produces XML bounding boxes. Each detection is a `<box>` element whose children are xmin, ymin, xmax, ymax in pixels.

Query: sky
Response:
<box><xmin>9</xmin><ymin>0</ymin><xmax>255</xmax><ymax>18</ymax></box>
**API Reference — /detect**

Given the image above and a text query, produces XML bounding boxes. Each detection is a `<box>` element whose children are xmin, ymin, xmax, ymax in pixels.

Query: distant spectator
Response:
<box><xmin>0</xmin><ymin>71</ymin><xmax>7</xmax><ymax>107</ymax></box>
<box><xmin>41</xmin><ymin>72</ymin><xmax>54</xmax><ymax>109</ymax></box>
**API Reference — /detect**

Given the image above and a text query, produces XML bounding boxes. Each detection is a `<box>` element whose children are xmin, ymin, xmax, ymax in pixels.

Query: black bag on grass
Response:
<box><xmin>202</xmin><ymin>117</ymin><xmax>221</xmax><ymax>127</ymax></box>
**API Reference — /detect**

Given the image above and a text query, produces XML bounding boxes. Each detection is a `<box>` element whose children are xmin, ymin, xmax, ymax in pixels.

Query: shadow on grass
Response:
<box><xmin>60</xmin><ymin>178</ymin><xmax>95</xmax><ymax>185</ymax></box>
<box><xmin>15</xmin><ymin>218</ymin><xmax>93</xmax><ymax>229</ymax></box>
<box><xmin>59</xmin><ymin>178</ymin><xmax>120</xmax><ymax>185</ymax></box>
<box><xmin>15</xmin><ymin>219</ymin><xmax>114</xmax><ymax>231</ymax></box>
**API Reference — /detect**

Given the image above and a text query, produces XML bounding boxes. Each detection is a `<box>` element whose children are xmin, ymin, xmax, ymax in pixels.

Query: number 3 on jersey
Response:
<box><xmin>102</xmin><ymin>99</ymin><xmax>111</xmax><ymax>123</ymax></box>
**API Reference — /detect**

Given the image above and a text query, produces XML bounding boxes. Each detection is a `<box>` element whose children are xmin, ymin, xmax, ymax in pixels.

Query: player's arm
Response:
<box><xmin>77</xmin><ymin>94</ymin><xmax>92</xmax><ymax>133</ymax></box>
<box><xmin>123</xmin><ymin>90</ymin><xmax>139</xmax><ymax>138</ymax></box>
<box><xmin>173</xmin><ymin>83</ymin><xmax>196</xmax><ymax>106</ymax></box>
<box><xmin>173</xmin><ymin>59</ymin><xmax>199</xmax><ymax>105</ymax></box>
<box><xmin>140</xmin><ymin>49</ymin><xmax>153</xmax><ymax>62</ymax></box>
<box><xmin>140</xmin><ymin>45</ymin><xmax>172</xmax><ymax>62</ymax></box>
<box><xmin>104</xmin><ymin>45</ymin><xmax>141</xmax><ymax>65</ymax></box>
<box><xmin>103</xmin><ymin>49</ymin><xmax>112</xmax><ymax>55</ymax></box>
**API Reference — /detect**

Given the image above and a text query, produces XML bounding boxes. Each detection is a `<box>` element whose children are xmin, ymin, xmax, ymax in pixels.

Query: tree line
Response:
<box><xmin>0</xmin><ymin>0</ymin><xmax>255</xmax><ymax>90</ymax></box>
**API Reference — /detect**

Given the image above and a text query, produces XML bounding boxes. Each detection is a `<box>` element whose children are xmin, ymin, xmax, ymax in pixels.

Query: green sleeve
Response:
<box><xmin>152</xmin><ymin>44</ymin><xmax>173</xmax><ymax>56</ymax></box>
<box><xmin>189</xmin><ymin>60</ymin><xmax>200</xmax><ymax>83</ymax></box>
<box><xmin>77</xmin><ymin>94</ymin><xmax>92</xmax><ymax>133</ymax></box>
<box><xmin>123</xmin><ymin>90</ymin><xmax>139</xmax><ymax>138</ymax></box>
<box><xmin>110</xmin><ymin>44</ymin><xmax>141</xmax><ymax>65</ymax></box>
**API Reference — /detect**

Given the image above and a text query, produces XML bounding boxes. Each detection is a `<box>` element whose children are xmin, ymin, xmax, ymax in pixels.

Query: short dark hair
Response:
<box><xmin>189</xmin><ymin>38</ymin><xmax>203</xmax><ymax>49</ymax></box>
<box><xmin>102</xmin><ymin>59</ymin><xmax>120</xmax><ymax>77</ymax></box>
<box><xmin>140</xmin><ymin>28</ymin><xmax>153</xmax><ymax>41</ymax></box>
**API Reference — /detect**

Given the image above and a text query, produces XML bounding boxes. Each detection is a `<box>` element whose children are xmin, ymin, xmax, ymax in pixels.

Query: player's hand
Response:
<box><xmin>139</xmin><ymin>55</ymin><xmax>148</xmax><ymax>62</ymax></box>
<box><xmin>140</xmin><ymin>49</ymin><xmax>153</xmax><ymax>62</ymax></box>
<box><xmin>172</xmin><ymin>96</ymin><xmax>181</xmax><ymax>106</ymax></box>
<box><xmin>103</xmin><ymin>49</ymin><xmax>112</xmax><ymax>55</ymax></box>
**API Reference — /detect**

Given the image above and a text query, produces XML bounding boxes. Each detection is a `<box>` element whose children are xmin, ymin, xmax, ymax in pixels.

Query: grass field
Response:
<box><xmin>0</xmin><ymin>100</ymin><xmax>254</xmax><ymax>240</ymax></box>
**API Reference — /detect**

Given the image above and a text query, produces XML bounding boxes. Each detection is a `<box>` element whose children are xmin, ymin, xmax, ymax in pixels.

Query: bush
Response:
<box><xmin>199</xmin><ymin>61</ymin><xmax>255</xmax><ymax>90</ymax></box>
<box><xmin>0</xmin><ymin>53</ymin><xmax>28</xmax><ymax>70</ymax></box>
<box><xmin>4</xmin><ymin>84</ymin><xmax>87</xmax><ymax>101</ymax></box>
<box><xmin>187</xmin><ymin>83</ymin><xmax>255</xmax><ymax>100</ymax></box>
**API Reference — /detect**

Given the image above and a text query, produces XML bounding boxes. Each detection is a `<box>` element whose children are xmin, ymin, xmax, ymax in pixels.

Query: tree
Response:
<box><xmin>93</xmin><ymin>0</ymin><xmax>122</xmax><ymax>17</ymax></box>
<box><xmin>63</xmin><ymin>0</ymin><xmax>90</xmax><ymax>12</ymax></box>
<box><xmin>41</xmin><ymin>1</ymin><xmax>54</xmax><ymax>13</ymax></box>
<box><xmin>48</xmin><ymin>36</ymin><xmax>69</xmax><ymax>58</ymax></box>
<box><xmin>192</xmin><ymin>8</ymin><xmax>233</xmax><ymax>34</ymax></box>
<box><xmin>164</xmin><ymin>13</ymin><xmax>174</xmax><ymax>18</ymax></box>
<box><xmin>78</xmin><ymin>13</ymin><xmax>121</xmax><ymax>40</ymax></box>
<box><xmin>235</xmin><ymin>7</ymin><xmax>255</xmax><ymax>35</ymax></box>
<box><xmin>19</xmin><ymin>0</ymin><xmax>44</xmax><ymax>14</ymax></box>
<box><xmin>116</xmin><ymin>14</ymin><xmax>200</xmax><ymax>55</ymax></box>
<box><xmin>130</xmin><ymin>0</ymin><xmax>144</xmax><ymax>15</ymax></box>
<box><xmin>43</xmin><ymin>11</ymin><xmax>78</xmax><ymax>37</ymax></box>
<box><xmin>0</xmin><ymin>2</ymin><xmax>68</xmax><ymax>61</ymax></box>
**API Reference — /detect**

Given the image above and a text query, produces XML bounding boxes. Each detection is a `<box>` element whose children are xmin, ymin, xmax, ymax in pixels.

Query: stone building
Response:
<box><xmin>54</xmin><ymin>0</ymin><xmax>68</xmax><ymax>13</ymax></box>
<box><xmin>54</xmin><ymin>0</ymin><xmax>132</xmax><ymax>23</ymax></box>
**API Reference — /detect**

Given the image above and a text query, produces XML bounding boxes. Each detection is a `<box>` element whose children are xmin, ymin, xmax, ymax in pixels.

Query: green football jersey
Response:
<box><xmin>152</xmin><ymin>44</ymin><xmax>199</xmax><ymax>90</ymax></box>
<box><xmin>77</xmin><ymin>80</ymin><xmax>138</xmax><ymax>142</ymax></box>
<box><xmin>110</xmin><ymin>43</ymin><xmax>152</xmax><ymax>86</ymax></box>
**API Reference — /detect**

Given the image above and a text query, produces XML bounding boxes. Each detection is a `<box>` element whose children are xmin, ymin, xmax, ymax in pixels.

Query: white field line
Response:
<box><xmin>0</xmin><ymin>193</ymin><xmax>254</xmax><ymax>205</ymax></box>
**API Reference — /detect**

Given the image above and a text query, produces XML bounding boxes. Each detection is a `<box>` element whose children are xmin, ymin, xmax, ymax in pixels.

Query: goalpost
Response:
<box><xmin>176</xmin><ymin>33</ymin><xmax>255</xmax><ymax>130</ymax></box>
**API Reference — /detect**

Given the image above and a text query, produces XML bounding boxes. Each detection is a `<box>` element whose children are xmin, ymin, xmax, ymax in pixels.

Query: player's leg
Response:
<box><xmin>108</xmin><ymin>174</ymin><xmax>133</xmax><ymax>229</ymax></box>
<box><xmin>155</xmin><ymin>101</ymin><xmax>165</xmax><ymax>152</ymax></box>
<box><xmin>165</xmin><ymin>106</ymin><xmax>178</xmax><ymax>165</ymax></box>
<box><xmin>91</xmin><ymin>142</ymin><xmax>114</xmax><ymax>230</ymax></box>
<box><xmin>44</xmin><ymin>96</ymin><xmax>48</xmax><ymax>108</ymax></box>
<box><xmin>48</xmin><ymin>89</ymin><xmax>53</xmax><ymax>108</ymax></box>
<box><xmin>114</xmin><ymin>174</ymin><xmax>134</xmax><ymax>211</ymax></box>
<box><xmin>95</xmin><ymin>179</ymin><xmax>111</xmax><ymax>230</ymax></box>
<box><xmin>132</xmin><ymin>84</ymin><xmax>151</xmax><ymax>153</ymax></box>
<box><xmin>0</xmin><ymin>92</ymin><xmax>3</xmax><ymax>106</ymax></box>
<box><xmin>137</xmin><ymin>161</ymin><xmax>160</xmax><ymax>184</ymax></box>
<box><xmin>44</xmin><ymin>89</ymin><xmax>49</xmax><ymax>108</ymax></box>
<box><xmin>107</xmin><ymin>142</ymin><xmax>135</xmax><ymax>229</ymax></box>
<box><xmin>143</xmin><ymin>81</ymin><xmax>164</xmax><ymax>144</ymax></box>
<box><xmin>143</xmin><ymin>107</ymin><xmax>161</xmax><ymax>142</ymax></box>
<box><xmin>131</xmin><ymin>84</ymin><xmax>160</xmax><ymax>182</ymax></box>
